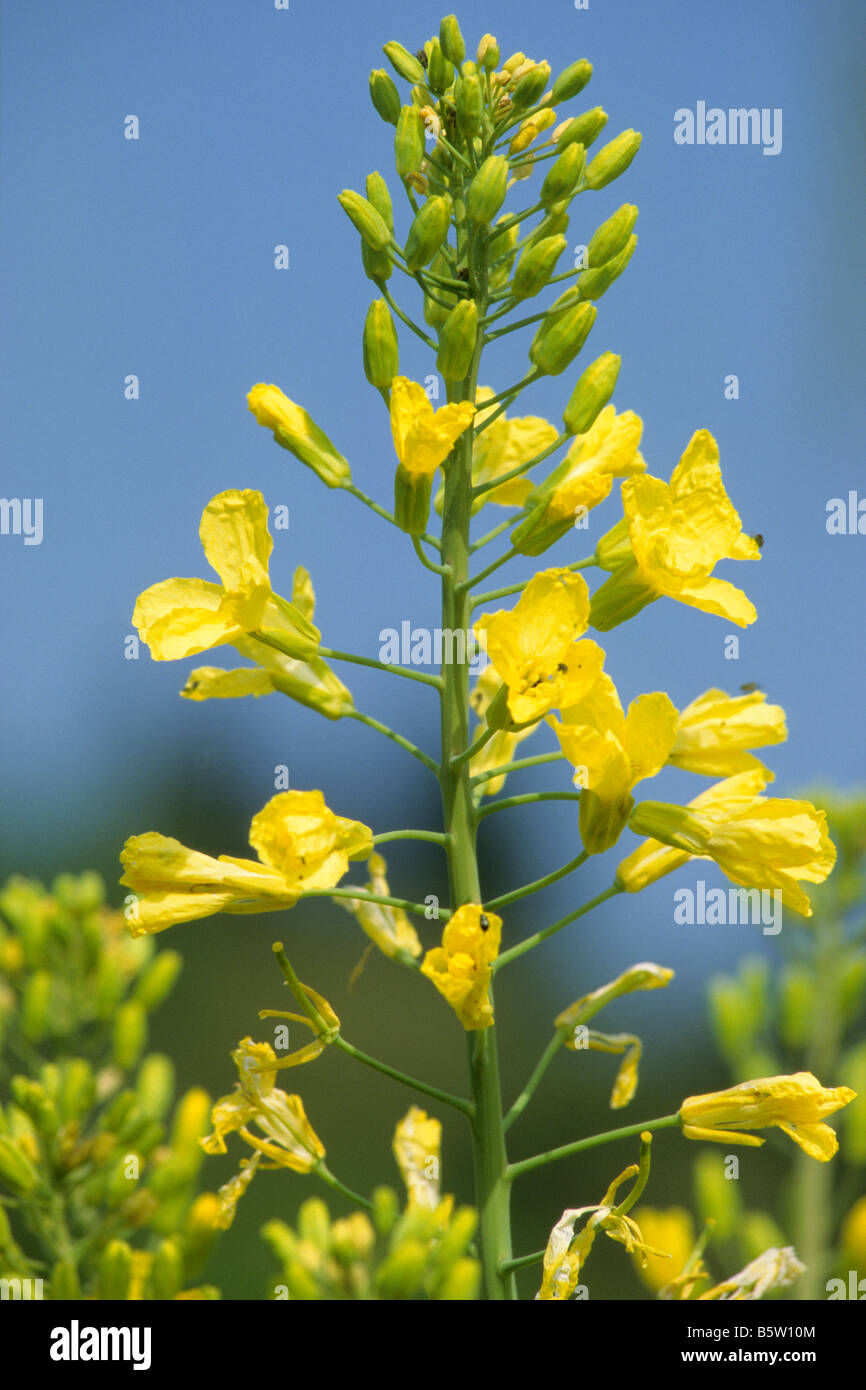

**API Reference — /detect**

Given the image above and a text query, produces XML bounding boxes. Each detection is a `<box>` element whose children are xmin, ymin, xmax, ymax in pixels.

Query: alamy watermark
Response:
<box><xmin>379</xmin><ymin>622</ymin><xmax>486</xmax><ymax>673</ymax></box>
<box><xmin>674</xmin><ymin>880</ymin><xmax>782</xmax><ymax>935</ymax></box>
<box><xmin>0</xmin><ymin>497</ymin><xmax>42</xmax><ymax>545</ymax></box>
<box><xmin>674</xmin><ymin>102</ymin><xmax>782</xmax><ymax>156</ymax></box>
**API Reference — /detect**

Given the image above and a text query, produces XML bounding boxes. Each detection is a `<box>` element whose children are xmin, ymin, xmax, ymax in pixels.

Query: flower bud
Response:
<box><xmin>436</xmin><ymin>299</ymin><xmax>478</xmax><ymax>381</ymax></box>
<box><xmin>395</xmin><ymin>105</ymin><xmax>425</xmax><ymax>178</ymax></box>
<box><xmin>512</xmin><ymin>234</ymin><xmax>566</xmax><ymax>299</ymax></box>
<box><xmin>477</xmin><ymin>34</ymin><xmax>500</xmax><ymax>71</ymax></box>
<box><xmin>578</xmin><ymin>234</ymin><xmax>637</xmax><ymax>300</ymax></box>
<box><xmin>588</xmin><ymin>203</ymin><xmax>638</xmax><ymax>266</ymax></box>
<box><xmin>149</xmin><ymin>1239</ymin><xmax>184</xmax><ymax>1300</ymax></box>
<box><xmin>337</xmin><ymin>189</ymin><xmax>392</xmax><ymax>251</ymax></box>
<box><xmin>50</xmin><ymin>1260</ymin><xmax>82</xmax><ymax>1301</ymax></box>
<box><xmin>529</xmin><ymin>300</ymin><xmax>596</xmax><ymax>376</ymax></box>
<box><xmin>58</xmin><ymin>1058</ymin><xmax>96</xmax><ymax>1124</ymax></box>
<box><xmin>585</xmin><ymin>129</ymin><xmax>642</xmax><ymax>190</ymax></box>
<box><xmin>134</xmin><ymin>949</ymin><xmax>182</xmax><ymax>1010</ymax></box>
<box><xmin>465</xmin><ymin>155</ymin><xmax>509</xmax><ymax>224</ymax></box>
<box><xmin>551</xmin><ymin>59</ymin><xmax>593</xmax><ymax>102</ymax></box>
<box><xmin>455</xmin><ymin>73</ymin><xmax>483</xmax><ymax>139</ymax></box>
<box><xmin>136</xmin><ymin>1053</ymin><xmax>175</xmax><ymax>1122</ymax></box>
<box><xmin>248</xmin><ymin>384</ymin><xmax>352</xmax><ymax>488</ymax></box>
<box><xmin>98</xmin><ymin>1239</ymin><xmax>133</xmax><ymax>1301</ymax></box>
<box><xmin>171</xmin><ymin>1086</ymin><xmax>212</xmax><ymax>1154</ymax></box>
<box><xmin>21</xmin><ymin>970</ymin><xmax>51</xmax><ymax>1041</ymax></box>
<box><xmin>426</xmin><ymin>40</ymin><xmax>453</xmax><ymax>95</ymax></box>
<box><xmin>580</xmin><ymin>791</ymin><xmax>634</xmax><ymax>855</ymax></box>
<box><xmin>627</xmin><ymin>801</ymin><xmax>710</xmax><ymax>854</ymax></box>
<box><xmin>373</xmin><ymin>1184</ymin><xmax>400</xmax><ymax>1236</ymax></box>
<box><xmin>557</xmin><ymin>106</ymin><xmax>607</xmax><ymax>150</ymax></box>
<box><xmin>331</xmin><ymin>1212</ymin><xmax>376</xmax><ymax>1264</ymax></box>
<box><xmin>404</xmin><ymin>194</ymin><xmax>451</xmax><ymax>271</ymax></box>
<box><xmin>375</xmin><ymin>1239</ymin><xmax>428</xmax><ymax>1298</ymax></box>
<box><xmin>362</xmin><ymin>171</ymin><xmax>394</xmax><ymax>282</ymax></box>
<box><xmin>394</xmin><ymin>466</ymin><xmax>434</xmax><ymax>536</ymax></box>
<box><xmin>439</xmin><ymin>15</ymin><xmax>466</xmax><ymax>67</ymax></box>
<box><xmin>563</xmin><ymin>351</ymin><xmax>621</xmax><ymax>435</ymax></box>
<box><xmin>511</xmin><ymin>61</ymin><xmax>551</xmax><ymax>110</ymax></box>
<box><xmin>297</xmin><ymin>1196</ymin><xmax>331</xmax><ymax>1251</ymax></box>
<box><xmin>540</xmin><ymin>143</ymin><xmax>585</xmax><ymax>207</ymax></box>
<box><xmin>383</xmin><ymin>41</ymin><xmax>425</xmax><ymax>85</ymax></box>
<box><xmin>0</xmin><ymin>1136</ymin><xmax>39</xmax><ymax>1194</ymax></box>
<box><xmin>363</xmin><ymin>300</ymin><xmax>399</xmax><ymax>388</ymax></box>
<box><xmin>432</xmin><ymin>1206</ymin><xmax>477</xmax><ymax>1274</ymax></box>
<box><xmin>113</xmin><ymin>1001</ymin><xmax>147</xmax><ymax>1070</ymax></box>
<box><xmin>438</xmin><ymin>1256</ymin><xmax>482</xmax><ymax>1299</ymax></box>
<box><xmin>369</xmin><ymin>68</ymin><xmax>401</xmax><ymax>125</ymax></box>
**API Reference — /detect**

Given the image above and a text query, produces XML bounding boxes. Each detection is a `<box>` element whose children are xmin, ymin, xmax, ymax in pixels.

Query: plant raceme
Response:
<box><xmin>119</xmin><ymin>15</ymin><xmax>853</xmax><ymax>1300</ymax></box>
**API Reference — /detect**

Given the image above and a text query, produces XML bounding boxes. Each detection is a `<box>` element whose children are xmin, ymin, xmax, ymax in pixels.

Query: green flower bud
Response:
<box><xmin>107</xmin><ymin>1150</ymin><xmax>141</xmax><ymax>1207</ymax></box>
<box><xmin>53</xmin><ymin>871</ymin><xmax>105</xmax><ymax>914</ymax></box>
<box><xmin>149</xmin><ymin>1239</ymin><xmax>184</xmax><ymax>1300</ymax></box>
<box><xmin>394</xmin><ymin>465</ymin><xmax>434</xmax><ymax>536</ymax></box>
<box><xmin>93</xmin><ymin>955</ymin><xmax>125</xmax><ymax>1019</ymax></box>
<box><xmin>338</xmin><ymin>189</ymin><xmax>392</xmax><ymax>251</ymax></box>
<box><xmin>594</xmin><ymin>515</ymin><xmax>632</xmax><ymax>570</ymax></box>
<box><xmin>580</xmin><ymin>791</ymin><xmax>634</xmax><ymax>855</ymax></box>
<box><xmin>98</xmin><ymin>1239</ymin><xmax>133</xmax><ymax>1301</ymax></box>
<box><xmin>261</xmin><ymin>1217</ymin><xmax>298</xmax><ymax>1266</ymax></box>
<box><xmin>526</xmin><ymin>202</ymin><xmax>570</xmax><ymax>247</ymax></box>
<box><xmin>50</xmin><ymin>1261</ymin><xmax>82</xmax><ymax>1301</ymax></box>
<box><xmin>285</xmin><ymin>1258</ymin><xmax>321</xmax><ymax>1301</ymax></box>
<box><xmin>11</xmin><ymin>1077</ymin><xmax>58</xmax><ymax>1138</ymax></box>
<box><xmin>589</xmin><ymin>556</ymin><xmax>657</xmax><ymax>629</ymax></box>
<box><xmin>423</xmin><ymin>248</ymin><xmax>458</xmax><ymax>327</ymax></box>
<box><xmin>578</xmin><ymin>234</ymin><xmax>637</xmax><ymax>300</ymax></box>
<box><xmin>563</xmin><ymin>351</ymin><xmax>621</xmax><ymax>435</ymax></box>
<box><xmin>171</xmin><ymin>1086</ymin><xmax>211</xmax><ymax>1154</ymax></box>
<box><xmin>404</xmin><ymin>194</ymin><xmax>451</xmax><ymax>271</ymax></box>
<box><xmin>395</xmin><ymin>104</ymin><xmax>425</xmax><ymax>179</ymax></box>
<box><xmin>432</xmin><ymin>1206</ymin><xmax>477</xmax><ymax>1274</ymax></box>
<box><xmin>375</xmin><ymin>1238</ymin><xmax>428</xmax><ymax>1298</ymax></box>
<box><xmin>410</xmin><ymin>82</ymin><xmax>436</xmax><ymax>109</ymax></box>
<box><xmin>437</xmin><ymin>1255</ymin><xmax>481</xmax><ymax>1300</ymax></box>
<box><xmin>778</xmin><ymin>965</ymin><xmax>815</xmax><ymax>1050</ymax></box>
<box><xmin>426</xmin><ymin>40</ymin><xmax>453</xmax><ymax>96</ymax></box>
<box><xmin>363</xmin><ymin>300</ymin><xmax>399</xmax><ymax>388</ymax></box>
<box><xmin>134</xmin><ymin>949</ymin><xmax>182</xmax><ymax>1010</ymax></box>
<box><xmin>298</xmin><ymin>1197</ymin><xmax>331</xmax><ymax>1252</ymax></box>
<box><xmin>0</xmin><ymin>1136</ymin><xmax>39</xmax><ymax>1194</ymax></box>
<box><xmin>369</xmin><ymin>69</ymin><xmax>401</xmax><ymax>124</ymax></box>
<box><xmin>382</xmin><ymin>41</ymin><xmax>425</xmax><ymax>85</ymax></box>
<box><xmin>439</xmin><ymin>15</ymin><xmax>465</xmax><ymax>67</ymax></box>
<box><xmin>512</xmin><ymin>234</ymin><xmax>566</xmax><ymax>300</ymax></box>
<box><xmin>551</xmin><ymin>59</ymin><xmax>593</xmax><ymax>103</ymax></box>
<box><xmin>465</xmin><ymin>155</ymin><xmax>508</xmax><ymax>224</ymax></box>
<box><xmin>585</xmin><ymin>129</ymin><xmax>642</xmax><ymax>190</ymax></box>
<box><xmin>540</xmin><ymin>143</ymin><xmax>586</xmax><ymax>207</ymax></box>
<box><xmin>588</xmin><ymin>203</ymin><xmax>639</xmax><ymax>266</ymax></box>
<box><xmin>437</xmin><ymin>298</ymin><xmax>478</xmax><ymax>380</ymax></box>
<box><xmin>477</xmin><ymin>34</ymin><xmax>500</xmax><ymax>72</ymax></box>
<box><xmin>21</xmin><ymin>971</ymin><xmax>52</xmax><ymax>1042</ymax></box>
<box><xmin>627</xmin><ymin>801</ymin><xmax>710</xmax><ymax>854</ymax></box>
<box><xmin>557</xmin><ymin>107</ymin><xmax>607</xmax><ymax>150</ymax></box>
<box><xmin>511</xmin><ymin>61</ymin><xmax>551</xmax><ymax>110</ymax></box>
<box><xmin>135</xmin><ymin>1054</ymin><xmax>176</xmax><ymax>1122</ymax></box>
<box><xmin>361</xmin><ymin>171</ymin><xmax>394</xmax><ymax>282</ymax></box>
<box><xmin>372</xmin><ymin>1184</ymin><xmax>400</xmax><ymax>1237</ymax></box>
<box><xmin>455</xmin><ymin>73</ymin><xmax>483</xmax><ymax>140</ymax></box>
<box><xmin>113</xmin><ymin>1000</ymin><xmax>147</xmax><ymax>1071</ymax></box>
<box><xmin>529</xmin><ymin>300</ymin><xmax>597</xmax><ymax>376</ymax></box>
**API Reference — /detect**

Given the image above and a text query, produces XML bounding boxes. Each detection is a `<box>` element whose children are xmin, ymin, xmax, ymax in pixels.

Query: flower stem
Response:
<box><xmin>494</xmin><ymin>884</ymin><xmax>623</xmax><ymax>972</ymax></box>
<box><xmin>471</xmin><ymin>750</ymin><xmax>565</xmax><ymax>786</ymax></box>
<box><xmin>320</xmin><ymin>646</ymin><xmax>443</xmax><ymax>690</ymax></box>
<box><xmin>507</xmin><ymin>1114</ymin><xmax>681</xmax><ymax>1182</ymax></box>
<box><xmin>314</xmin><ymin>1161</ymin><xmax>375</xmax><ymax>1213</ymax></box>
<box><xmin>348</xmin><ymin>709</ymin><xmax>440</xmax><ymax>777</ymax></box>
<box><xmin>372</xmin><ymin>829</ymin><xmax>453</xmax><ymax>848</ymax></box>
<box><xmin>484</xmin><ymin>850</ymin><xmax>588</xmax><ymax>912</ymax></box>
<box><xmin>476</xmin><ymin>790</ymin><xmax>582</xmax><ymax>822</ymax></box>
<box><xmin>504</xmin><ymin>1033</ymin><xmax>565</xmax><ymax>1133</ymax></box>
<box><xmin>332</xmin><ymin>1036</ymin><xmax>473</xmax><ymax>1117</ymax></box>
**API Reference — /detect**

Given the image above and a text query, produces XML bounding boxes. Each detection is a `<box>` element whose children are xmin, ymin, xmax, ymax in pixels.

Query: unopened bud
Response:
<box><xmin>149</xmin><ymin>1238</ymin><xmax>184</xmax><ymax>1300</ymax></box>
<box><xmin>338</xmin><ymin>189</ymin><xmax>392</xmax><ymax>251</ymax></box>
<box><xmin>563</xmin><ymin>351</ymin><xmax>621</xmax><ymax>436</ymax></box>
<box><xmin>438</xmin><ymin>1256</ymin><xmax>481</xmax><ymax>1299</ymax></box>
<box><xmin>372</xmin><ymin>1184</ymin><xmax>400</xmax><ymax>1237</ymax></box>
<box><xmin>455</xmin><ymin>73</ymin><xmax>483</xmax><ymax>139</ymax></box>
<box><xmin>439</xmin><ymin>15</ymin><xmax>466</xmax><ymax>67</ymax></box>
<box><xmin>136</xmin><ymin>1053</ymin><xmax>175</xmax><ymax>1122</ymax></box>
<box><xmin>579</xmin><ymin>234</ymin><xmax>638</xmax><ymax>300</ymax></box>
<box><xmin>557</xmin><ymin>106</ymin><xmax>608</xmax><ymax>150</ymax></box>
<box><xmin>585</xmin><ymin>129</ymin><xmax>642</xmax><ymax>190</ymax></box>
<box><xmin>512</xmin><ymin>235</ymin><xmax>566</xmax><ymax>299</ymax></box>
<box><xmin>369</xmin><ymin>68</ymin><xmax>401</xmax><ymax>125</ymax></box>
<box><xmin>0</xmin><ymin>1136</ymin><xmax>39</xmax><ymax>1194</ymax></box>
<box><xmin>363</xmin><ymin>300</ymin><xmax>399</xmax><ymax>388</ymax></box>
<box><xmin>375</xmin><ymin>1238</ymin><xmax>428</xmax><ymax>1298</ymax></box>
<box><xmin>98</xmin><ymin>1239</ymin><xmax>133</xmax><ymax>1301</ymax></box>
<box><xmin>112</xmin><ymin>1001</ymin><xmax>148</xmax><ymax>1070</ymax></box>
<box><xmin>395</xmin><ymin>105</ymin><xmax>425</xmax><ymax>178</ymax></box>
<box><xmin>50</xmin><ymin>1260</ymin><xmax>82</xmax><ymax>1301</ymax></box>
<box><xmin>134</xmin><ymin>950</ymin><xmax>183</xmax><ymax>1011</ymax></box>
<box><xmin>551</xmin><ymin>59</ymin><xmax>593</xmax><ymax>103</ymax></box>
<box><xmin>529</xmin><ymin>300</ymin><xmax>597</xmax><ymax>376</ymax></box>
<box><xmin>465</xmin><ymin>155</ymin><xmax>508</xmax><ymax>224</ymax></box>
<box><xmin>541</xmin><ymin>143</ymin><xmax>585</xmax><ymax>207</ymax></box>
<box><xmin>404</xmin><ymin>194</ymin><xmax>451</xmax><ymax>271</ymax></box>
<box><xmin>511</xmin><ymin>61</ymin><xmax>551</xmax><ymax>110</ymax></box>
<box><xmin>426</xmin><ymin>40</ymin><xmax>453</xmax><ymax>95</ymax></box>
<box><xmin>383</xmin><ymin>41</ymin><xmax>425</xmax><ymax>85</ymax></box>
<box><xmin>437</xmin><ymin>299</ymin><xmax>478</xmax><ymax>381</ymax></box>
<box><xmin>361</xmin><ymin>171</ymin><xmax>394</xmax><ymax>282</ymax></box>
<box><xmin>247</xmin><ymin>383</ymin><xmax>352</xmax><ymax>489</ymax></box>
<box><xmin>477</xmin><ymin>34</ymin><xmax>500</xmax><ymax>71</ymax></box>
<box><xmin>21</xmin><ymin>971</ymin><xmax>52</xmax><ymax>1042</ymax></box>
<box><xmin>588</xmin><ymin>203</ymin><xmax>639</xmax><ymax>266</ymax></box>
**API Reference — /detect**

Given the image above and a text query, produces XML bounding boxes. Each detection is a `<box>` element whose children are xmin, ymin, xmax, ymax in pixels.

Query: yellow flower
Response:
<box><xmin>133</xmin><ymin>489</ymin><xmax>319</xmax><ymax>663</ymax></box>
<box><xmin>590</xmin><ymin>430</ymin><xmax>761</xmax><ymax>630</ymax></box>
<box><xmin>215</xmin><ymin>1154</ymin><xmax>261</xmax><ymax>1230</ymax></box>
<box><xmin>841</xmin><ymin>1195</ymin><xmax>866</xmax><ymax>1265</ymax></box>
<box><xmin>617</xmin><ymin>769</ymin><xmax>836</xmax><ymax>915</ymax></box>
<box><xmin>389</xmin><ymin>376</ymin><xmax>475</xmax><ymax>478</ymax></box>
<box><xmin>120</xmin><ymin>789</ymin><xmax>373</xmax><ymax>935</ymax></box>
<box><xmin>421</xmin><ymin>905</ymin><xmax>502</xmax><ymax>1030</ymax></box>
<box><xmin>247</xmin><ymin>383</ymin><xmax>351</xmax><ymax>488</ymax></box>
<box><xmin>466</xmin><ymin>387</ymin><xmax>560</xmax><ymax>509</ymax></box>
<box><xmin>258</xmin><ymin>982</ymin><xmax>341</xmax><ymax>1068</ymax></box>
<box><xmin>538</xmin><ymin>1166</ymin><xmax>666</xmax><ymax>1300</ymax></box>
<box><xmin>201</xmin><ymin>1037</ymin><xmax>326</xmax><ymax>1170</ymax></box>
<box><xmin>669</xmin><ymin>687</ymin><xmax>787</xmax><ymax>777</ymax></box>
<box><xmin>513</xmin><ymin>406</ymin><xmax>645</xmax><ymax>554</ymax></box>
<box><xmin>468</xmin><ymin>664</ymin><xmax>535</xmax><ymax>796</ymax></box>
<box><xmin>392</xmin><ymin>1107</ymin><xmax>443</xmax><ymax>1211</ymax></box>
<box><xmin>679</xmin><ymin>1071</ymin><xmax>857</xmax><ymax>1160</ymax></box>
<box><xmin>475</xmin><ymin>568</ymin><xmax>606</xmax><ymax>727</ymax></box>
<box><xmin>508</xmin><ymin>108</ymin><xmax>556</xmax><ymax>155</ymax></box>
<box><xmin>182</xmin><ymin>566</ymin><xmax>353</xmax><ymax>719</ymax></box>
<box><xmin>698</xmin><ymin>1246</ymin><xmax>805</xmax><ymax>1300</ymax></box>
<box><xmin>548</xmin><ymin>672</ymin><xmax>678</xmax><ymax>852</ymax></box>
<box><xmin>630</xmin><ymin>1206</ymin><xmax>695</xmax><ymax>1293</ymax></box>
<box><xmin>555</xmin><ymin>961</ymin><xmax>674</xmax><ymax>1034</ymax></box>
<box><xmin>339</xmin><ymin>852</ymin><xmax>422</xmax><ymax>962</ymax></box>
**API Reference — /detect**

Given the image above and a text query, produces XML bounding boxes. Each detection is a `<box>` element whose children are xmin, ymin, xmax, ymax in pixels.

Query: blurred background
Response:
<box><xmin>1</xmin><ymin>0</ymin><xmax>863</xmax><ymax>1297</ymax></box>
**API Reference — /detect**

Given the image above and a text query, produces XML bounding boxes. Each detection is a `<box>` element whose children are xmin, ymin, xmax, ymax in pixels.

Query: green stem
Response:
<box><xmin>472</xmin><ymin>750</ymin><xmax>565</xmax><ymax>785</ymax></box>
<box><xmin>378</xmin><ymin>282</ymin><xmax>436</xmax><ymax>349</ymax></box>
<box><xmin>484</xmin><ymin>850</ymin><xmax>588</xmax><ymax>912</ymax></box>
<box><xmin>507</xmin><ymin>1114</ymin><xmax>681</xmax><ymax>1181</ymax></box>
<box><xmin>504</xmin><ymin>1033</ymin><xmax>565</xmax><ymax>1133</ymax></box>
<box><xmin>461</xmin><ymin>546</ymin><xmax>519</xmax><ymax>593</ymax></box>
<box><xmin>470</xmin><ymin>517</ymin><xmax>514</xmax><ymax>553</ymax></box>
<box><xmin>476</xmin><ymin>791</ymin><xmax>582</xmax><ymax>822</ymax></box>
<box><xmin>494</xmin><ymin>884</ymin><xmax>623</xmax><ymax>972</ymax></box>
<box><xmin>500</xmin><ymin>1249</ymin><xmax>546</xmax><ymax>1274</ymax></box>
<box><xmin>472</xmin><ymin>557</ymin><xmax>594</xmax><ymax>607</ymax></box>
<box><xmin>342</xmin><ymin>481</ymin><xmax>442</xmax><ymax>548</ymax></box>
<box><xmin>412</xmin><ymin>535</ymin><xmax>452</xmax><ymax>576</ymax></box>
<box><xmin>450</xmin><ymin>725</ymin><xmax>496</xmax><ymax>771</ymax></box>
<box><xmin>332</xmin><ymin>1036</ymin><xmax>473</xmax><ymax>1117</ymax></box>
<box><xmin>472</xmin><ymin>432</ymin><xmax>567</xmax><ymax>500</ymax></box>
<box><xmin>348</xmin><ymin>709</ymin><xmax>440</xmax><ymax>777</ymax></box>
<box><xmin>300</xmin><ymin>884</ymin><xmax>449</xmax><ymax>920</ymax></box>
<box><xmin>315</xmin><ymin>1162</ymin><xmax>375</xmax><ymax>1213</ymax></box>
<box><xmin>371</xmin><ymin>829</ymin><xmax>453</xmax><ymax>848</ymax></box>
<box><xmin>320</xmin><ymin>646</ymin><xmax>443</xmax><ymax>690</ymax></box>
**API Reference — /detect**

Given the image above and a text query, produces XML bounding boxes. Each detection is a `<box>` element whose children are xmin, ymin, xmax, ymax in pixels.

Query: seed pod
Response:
<box><xmin>383</xmin><ymin>41</ymin><xmax>425</xmax><ymax>84</ymax></box>
<box><xmin>338</xmin><ymin>189</ymin><xmax>392</xmax><ymax>251</ymax></box>
<box><xmin>511</xmin><ymin>61</ymin><xmax>551</xmax><ymax>110</ymax></box>
<box><xmin>578</xmin><ymin>234</ymin><xmax>637</xmax><ymax>300</ymax></box>
<box><xmin>426</xmin><ymin>39</ymin><xmax>453</xmax><ymax>95</ymax></box>
<box><xmin>439</xmin><ymin>14</ymin><xmax>466</xmax><ymax>66</ymax></box>
<box><xmin>584</xmin><ymin>129</ymin><xmax>642</xmax><ymax>190</ymax></box>
<box><xmin>557</xmin><ymin>106</ymin><xmax>607</xmax><ymax>149</ymax></box>
<box><xmin>404</xmin><ymin>194</ymin><xmax>451</xmax><ymax>271</ymax></box>
<box><xmin>361</xmin><ymin>171</ymin><xmax>394</xmax><ymax>282</ymax></box>
<box><xmin>512</xmin><ymin>234</ymin><xmax>566</xmax><ymax>300</ymax></box>
<box><xmin>465</xmin><ymin>155</ymin><xmax>508</xmax><ymax>224</ymax></box>
<box><xmin>369</xmin><ymin>68</ymin><xmax>401</xmax><ymax>125</ymax></box>
<box><xmin>395</xmin><ymin>105</ymin><xmax>425</xmax><ymax>178</ymax></box>
<box><xmin>529</xmin><ymin>300</ymin><xmax>597</xmax><ymax>375</ymax></box>
<box><xmin>362</xmin><ymin>300</ymin><xmax>399</xmax><ymax>388</ymax></box>
<box><xmin>551</xmin><ymin>59</ymin><xmax>593</xmax><ymax>102</ymax></box>
<box><xmin>455</xmin><ymin>73</ymin><xmax>483</xmax><ymax>139</ymax></box>
<box><xmin>437</xmin><ymin>299</ymin><xmax>478</xmax><ymax>380</ymax></box>
<box><xmin>562</xmin><ymin>351</ymin><xmax>621</xmax><ymax>435</ymax></box>
<box><xmin>540</xmin><ymin>143</ymin><xmax>585</xmax><ymax>207</ymax></box>
<box><xmin>587</xmin><ymin>203</ymin><xmax>638</xmax><ymax>266</ymax></box>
